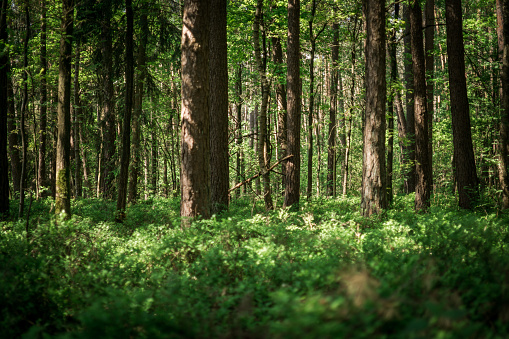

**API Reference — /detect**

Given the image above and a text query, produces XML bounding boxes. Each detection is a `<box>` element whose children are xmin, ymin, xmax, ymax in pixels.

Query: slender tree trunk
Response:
<box><xmin>404</xmin><ymin>5</ymin><xmax>416</xmax><ymax>193</ymax></box>
<box><xmin>253</xmin><ymin>0</ymin><xmax>273</xmax><ymax>210</ymax></box>
<box><xmin>361</xmin><ymin>0</ymin><xmax>387</xmax><ymax>217</ymax></box>
<box><xmin>235</xmin><ymin>64</ymin><xmax>243</xmax><ymax>197</ymax></box>
<box><xmin>128</xmin><ymin>8</ymin><xmax>147</xmax><ymax>204</ymax></box>
<box><xmin>272</xmin><ymin>35</ymin><xmax>287</xmax><ymax>195</ymax></box>
<box><xmin>55</xmin><ymin>0</ymin><xmax>74</xmax><ymax>217</ymax></box>
<box><xmin>284</xmin><ymin>0</ymin><xmax>301</xmax><ymax>209</ymax></box>
<box><xmin>497</xmin><ymin>0</ymin><xmax>509</xmax><ymax>209</ymax></box>
<box><xmin>0</xmin><ymin>0</ymin><xmax>8</xmax><ymax>218</ymax></box>
<box><xmin>425</xmin><ymin>0</ymin><xmax>435</xmax><ymax>194</ymax></box>
<box><xmin>99</xmin><ymin>3</ymin><xmax>116</xmax><ymax>199</ymax></box>
<box><xmin>73</xmin><ymin>40</ymin><xmax>82</xmax><ymax>198</ymax></box>
<box><xmin>18</xmin><ymin>4</ymin><xmax>30</xmax><ymax>218</ymax></box>
<box><xmin>209</xmin><ymin>0</ymin><xmax>229</xmax><ymax>213</ymax></box>
<box><xmin>38</xmin><ymin>0</ymin><xmax>48</xmax><ymax>195</ymax></box>
<box><xmin>327</xmin><ymin>22</ymin><xmax>339</xmax><ymax>197</ymax></box>
<box><xmin>116</xmin><ymin>0</ymin><xmax>134</xmax><ymax>221</ymax></box>
<box><xmin>180</xmin><ymin>0</ymin><xmax>211</xmax><ymax>223</ymax></box>
<box><xmin>445</xmin><ymin>0</ymin><xmax>479</xmax><ymax>209</ymax></box>
<box><xmin>151</xmin><ymin>108</ymin><xmax>158</xmax><ymax>195</ymax></box>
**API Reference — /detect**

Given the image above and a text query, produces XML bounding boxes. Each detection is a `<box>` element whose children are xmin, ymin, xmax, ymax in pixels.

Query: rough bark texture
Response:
<box><xmin>403</xmin><ymin>5</ymin><xmax>416</xmax><ymax>193</ymax></box>
<box><xmin>128</xmin><ymin>8</ymin><xmax>148</xmax><ymax>204</ymax></box>
<box><xmin>55</xmin><ymin>0</ymin><xmax>74</xmax><ymax>217</ymax></box>
<box><xmin>180</xmin><ymin>0</ymin><xmax>210</xmax><ymax>223</ymax></box>
<box><xmin>38</xmin><ymin>0</ymin><xmax>48</xmax><ymax>193</ymax></box>
<box><xmin>498</xmin><ymin>0</ymin><xmax>509</xmax><ymax>209</ymax></box>
<box><xmin>284</xmin><ymin>0</ymin><xmax>301</xmax><ymax>209</ymax></box>
<box><xmin>98</xmin><ymin>2</ymin><xmax>116</xmax><ymax>199</ymax></box>
<box><xmin>209</xmin><ymin>0</ymin><xmax>229</xmax><ymax>214</ymax></box>
<box><xmin>115</xmin><ymin>0</ymin><xmax>134</xmax><ymax>222</ymax></box>
<box><xmin>0</xmin><ymin>0</ymin><xmax>8</xmax><ymax>218</ymax></box>
<box><xmin>253</xmin><ymin>0</ymin><xmax>273</xmax><ymax>211</ymax></box>
<box><xmin>410</xmin><ymin>0</ymin><xmax>431</xmax><ymax>211</ymax></box>
<box><xmin>445</xmin><ymin>0</ymin><xmax>479</xmax><ymax>209</ymax></box>
<box><xmin>327</xmin><ymin>22</ymin><xmax>339</xmax><ymax>197</ymax></box>
<box><xmin>361</xmin><ymin>0</ymin><xmax>387</xmax><ymax>217</ymax></box>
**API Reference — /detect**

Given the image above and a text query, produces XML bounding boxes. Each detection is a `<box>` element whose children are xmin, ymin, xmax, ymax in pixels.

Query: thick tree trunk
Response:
<box><xmin>55</xmin><ymin>0</ymin><xmax>74</xmax><ymax>217</ymax></box>
<box><xmin>284</xmin><ymin>0</ymin><xmax>301</xmax><ymax>209</ymax></box>
<box><xmin>209</xmin><ymin>0</ymin><xmax>229</xmax><ymax>213</ymax></box>
<box><xmin>253</xmin><ymin>0</ymin><xmax>273</xmax><ymax>210</ymax></box>
<box><xmin>445</xmin><ymin>0</ymin><xmax>479</xmax><ymax>209</ymax></box>
<box><xmin>0</xmin><ymin>0</ymin><xmax>8</xmax><ymax>218</ymax></box>
<box><xmin>128</xmin><ymin>9</ymin><xmax>148</xmax><ymax>204</ymax></box>
<box><xmin>180</xmin><ymin>0</ymin><xmax>210</xmax><ymax>223</ymax></box>
<box><xmin>361</xmin><ymin>0</ymin><xmax>387</xmax><ymax>217</ymax></box>
<box><xmin>410</xmin><ymin>0</ymin><xmax>431</xmax><ymax>211</ymax></box>
<box><xmin>116</xmin><ymin>0</ymin><xmax>134</xmax><ymax>221</ymax></box>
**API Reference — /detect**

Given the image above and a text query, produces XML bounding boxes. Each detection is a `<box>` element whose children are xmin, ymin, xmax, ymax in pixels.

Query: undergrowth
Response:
<box><xmin>1</xmin><ymin>195</ymin><xmax>509</xmax><ymax>338</ymax></box>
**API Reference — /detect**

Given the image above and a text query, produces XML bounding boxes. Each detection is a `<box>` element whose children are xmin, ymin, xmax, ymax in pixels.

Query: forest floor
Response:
<box><xmin>1</xmin><ymin>194</ymin><xmax>509</xmax><ymax>338</ymax></box>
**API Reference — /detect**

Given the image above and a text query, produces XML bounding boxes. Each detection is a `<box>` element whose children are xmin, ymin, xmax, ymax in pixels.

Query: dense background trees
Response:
<box><xmin>0</xmin><ymin>0</ymin><xmax>508</xmax><ymax>218</ymax></box>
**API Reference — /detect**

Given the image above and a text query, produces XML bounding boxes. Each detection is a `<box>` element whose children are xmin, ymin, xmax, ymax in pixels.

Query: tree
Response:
<box><xmin>209</xmin><ymin>0</ymin><xmax>229</xmax><ymax>214</ymax></box>
<box><xmin>445</xmin><ymin>0</ymin><xmax>479</xmax><ymax>208</ymax></box>
<box><xmin>327</xmin><ymin>21</ymin><xmax>339</xmax><ymax>197</ymax></box>
<box><xmin>38</xmin><ymin>0</ymin><xmax>48</xmax><ymax>195</ymax></box>
<box><xmin>116</xmin><ymin>0</ymin><xmax>134</xmax><ymax>221</ymax></box>
<box><xmin>0</xmin><ymin>0</ymin><xmax>8</xmax><ymax>219</ymax></box>
<box><xmin>55</xmin><ymin>0</ymin><xmax>74</xmax><ymax>217</ymax></box>
<box><xmin>180</xmin><ymin>0</ymin><xmax>210</xmax><ymax>223</ymax></box>
<box><xmin>361</xmin><ymin>0</ymin><xmax>387</xmax><ymax>217</ymax></box>
<box><xmin>498</xmin><ymin>0</ymin><xmax>509</xmax><ymax>209</ymax></box>
<box><xmin>410</xmin><ymin>0</ymin><xmax>431</xmax><ymax>211</ymax></box>
<box><xmin>253</xmin><ymin>0</ymin><xmax>273</xmax><ymax>210</ymax></box>
<box><xmin>284</xmin><ymin>0</ymin><xmax>301</xmax><ymax>209</ymax></box>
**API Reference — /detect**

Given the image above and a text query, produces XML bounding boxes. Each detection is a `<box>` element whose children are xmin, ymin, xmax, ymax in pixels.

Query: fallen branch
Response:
<box><xmin>228</xmin><ymin>154</ymin><xmax>294</xmax><ymax>193</ymax></box>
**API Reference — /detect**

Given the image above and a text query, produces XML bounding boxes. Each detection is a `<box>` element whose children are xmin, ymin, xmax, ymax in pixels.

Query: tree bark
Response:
<box><xmin>73</xmin><ymin>40</ymin><xmax>82</xmax><ymax>198</ymax></box>
<box><xmin>235</xmin><ymin>64</ymin><xmax>243</xmax><ymax>197</ymax></box>
<box><xmin>128</xmin><ymin>7</ymin><xmax>148</xmax><ymax>204</ymax></box>
<box><xmin>180</xmin><ymin>0</ymin><xmax>211</xmax><ymax>223</ymax></box>
<box><xmin>18</xmin><ymin>4</ymin><xmax>29</xmax><ymax>218</ymax></box>
<box><xmin>445</xmin><ymin>0</ymin><xmax>479</xmax><ymax>209</ymax></box>
<box><xmin>361</xmin><ymin>0</ymin><xmax>387</xmax><ymax>217</ymax></box>
<box><xmin>284</xmin><ymin>0</ymin><xmax>301</xmax><ymax>209</ymax></box>
<box><xmin>327</xmin><ymin>22</ymin><xmax>339</xmax><ymax>197</ymax></box>
<box><xmin>209</xmin><ymin>0</ymin><xmax>229</xmax><ymax>214</ymax></box>
<box><xmin>425</xmin><ymin>0</ymin><xmax>435</xmax><ymax>194</ymax></box>
<box><xmin>55</xmin><ymin>0</ymin><xmax>74</xmax><ymax>217</ymax></box>
<box><xmin>38</xmin><ymin>0</ymin><xmax>48</xmax><ymax>195</ymax></box>
<box><xmin>497</xmin><ymin>0</ymin><xmax>509</xmax><ymax>209</ymax></box>
<box><xmin>253</xmin><ymin>0</ymin><xmax>273</xmax><ymax>210</ymax></box>
<box><xmin>116</xmin><ymin>0</ymin><xmax>134</xmax><ymax>221</ymax></box>
<box><xmin>410</xmin><ymin>0</ymin><xmax>431</xmax><ymax>211</ymax></box>
<box><xmin>0</xmin><ymin>0</ymin><xmax>8</xmax><ymax>218</ymax></box>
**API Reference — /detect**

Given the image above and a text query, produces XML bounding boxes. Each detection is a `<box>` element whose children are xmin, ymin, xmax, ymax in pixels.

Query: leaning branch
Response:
<box><xmin>228</xmin><ymin>154</ymin><xmax>294</xmax><ymax>193</ymax></box>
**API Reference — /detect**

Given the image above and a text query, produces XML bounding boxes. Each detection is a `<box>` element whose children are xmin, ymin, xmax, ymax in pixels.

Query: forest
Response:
<box><xmin>1</xmin><ymin>0</ymin><xmax>509</xmax><ymax>337</ymax></box>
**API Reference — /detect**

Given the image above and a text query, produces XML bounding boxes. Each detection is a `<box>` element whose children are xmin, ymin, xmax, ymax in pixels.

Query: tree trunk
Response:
<box><xmin>403</xmin><ymin>4</ymin><xmax>416</xmax><ymax>193</ymax></box>
<box><xmin>425</xmin><ymin>0</ymin><xmax>435</xmax><ymax>194</ymax></box>
<box><xmin>128</xmin><ymin>7</ymin><xmax>148</xmax><ymax>204</ymax></box>
<box><xmin>209</xmin><ymin>0</ymin><xmax>229</xmax><ymax>213</ymax></box>
<box><xmin>445</xmin><ymin>0</ymin><xmax>479</xmax><ymax>209</ymax></box>
<box><xmin>253</xmin><ymin>0</ymin><xmax>273</xmax><ymax>210</ymax></box>
<box><xmin>0</xmin><ymin>0</ymin><xmax>8</xmax><ymax>218</ymax></box>
<box><xmin>284</xmin><ymin>0</ymin><xmax>301</xmax><ymax>209</ymax></box>
<box><xmin>18</xmin><ymin>4</ymin><xmax>29</xmax><ymax>218</ymax></box>
<box><xmin>116</xmin><ymin>0</ymin><xmax>134</xmax><ymax>221</ymax></box>
<box><xmin>327</xmin><ymin>22</ymin><xmax>339</xmax><ymax>197</ymax></box>
<box><xmin>73</xmin><ymin>40</ymin><xmax>82</xmax><ymax>198</ymax></box>
<box><xmin>180</xmin><ymin>0</ymin><xmax>210</xmax><ymax>223</ymax></box>
<box><xmin>497</xmin><ymin>0</ymin><xmax>509</xmax><ymax>209</ymax></box>
<box><xmin>55</xmin><ymin>0</ymin><xmax>74</xmax><ymax>217</ymax></box>
<box><xmin>99</xmin><ymin>2</ymin><xmax>116</xmax><ymax>199</ymax></box>
<box><xmin>38</xmin><ymin>0</ymin><xmax>48</xmax><ymax>195</ymax></box>
<box><xmin>361</xmin><ymin>0</ymin><xmax>387</xmax><ymax>217</ymax></box>
<box><xmin>235</xmin><ymin>64</ymin><xmax>243</xmax><ymax>198</ymax></box>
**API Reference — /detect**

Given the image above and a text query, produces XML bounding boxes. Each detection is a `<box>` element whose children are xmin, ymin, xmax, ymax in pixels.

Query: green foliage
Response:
<box><xmin>1</xmin><ymin>197</ymin><xmax>509</xmax><ymax>337</ymax></box>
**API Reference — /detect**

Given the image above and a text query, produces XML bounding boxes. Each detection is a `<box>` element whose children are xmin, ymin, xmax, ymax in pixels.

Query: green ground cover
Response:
<box><xmin>1</xmin><ymin>195</ymin><xmax>509</xmax><ymax>338</ymax></box>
